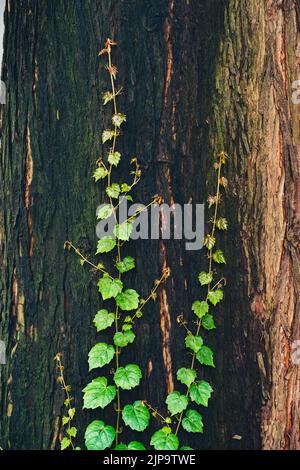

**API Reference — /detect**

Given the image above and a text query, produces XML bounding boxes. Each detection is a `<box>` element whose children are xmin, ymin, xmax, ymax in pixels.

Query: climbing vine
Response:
<box><xmin>61</xmin><ymin>39</ymin><xmax>228</xmax><ymax>451</ymax></box>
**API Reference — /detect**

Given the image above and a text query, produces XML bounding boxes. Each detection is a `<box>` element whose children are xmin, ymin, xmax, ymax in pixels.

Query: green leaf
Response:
<box><xmin>114</xmin><ymin>443</ymin><xmax>128</xmax><ymax>450</ymax></box>
<box><xmin>97</xmin><ymin>277</ymin><xmax>123</xmax><ymax>300</ymax></box>
<box><xmin>121</xmin><ymin>183</ymin><xmax>131</xmax><ymax>193</ymax></box>
<box><xmin>88</xmin><ymin>343</ymin><xmax>115</xmax><ymax>371</ymax></box>
<box><xmin>198</xmin><ymin>272</ymin><xmax>213</xmax><ymax>286</ymax></box>
<box><xmin>202</xmin><ymin>314</ymin><xmax>216</xmax><ymax>330</ymax></box>
<box><xmin>116</xmin><ymin>289</ymin><xmax>139</xmax><ymax>311</ymax></box>
<box><xmin>67</xmin><ymin>427</ymin><xmax>77</xmax><ymax>438</ymax></box>
<box><xmin>122</xmin><ymin>400</ymin><xmax>150</xmax><ymax>431</ymax></box>
<box><xmin>216</xmin><ymin>217</ymin><xmax>228</xmax><ymax>230</ymax></box>
<box><xmin>113</xmin><ymin>222</ymin><xmax>133</xmax><ymax>241</ymax></box>
<box><xmin>176</xmin><ymin>368</ymin><xmax>197</xmax><ymax>387</ymax></box>
<box><xmin>212</xmin><ymin>249</ymin><xmax>226</xmax><ymax>264</ymax></box>
<box><xmin>83</xmin><ymin>377</ymin><xmax>116</xmax><ymax>409</ymax></box>
<box><xmin>112</xmin><ymin>113</ymin><xmax>126</xmax><ymax>128</ymax></box>
<box><xmin>113</xmin><ymin>330</ymin><xmax>135</xmax><ymax>347</ymax></box>
<box><xmin>181</xmin><ymin>446</ymin><xmax>194</xmax><ymax>450</ymax></box>
<box><xmin>114</xmin><ymin>364</ymin><xmax>142</xmax><ymax>390</ymax></box>
<box><xmin>97</xmin><ymin>205</ymin><xmax>113</xmax><ymax>220</ymax></box>
<box><xmin>208</xmin><ymin>289</ymin><xmax>223</xmax><ymax>306</ymax></box>
<box><xmin>192</xmin><ymin>300</ymin><xmax>209</xmax><ymax>318</ymax></box>
<box><xmin>85</xmin><ymin>420</ymin><xmax>115</xmax><ymax>450</ymax></box>
<box><xmin>61</xmin><ymin>437</ymin><xmax>71</xmax><ymax>450</ymax></box>
<box><xmin>62</xmin><ymin>416</ymin><xmax>70</xmax><ymax>425</ymax></box>
<box><xmin>102</xmin><ymin>129</ymin><xmax>115</xmax><ymax>144</ymax></box>
<box><xmin>185</xmin><ymin>335</ymin><xmax>203</xmax><ymax>353</ymax></box>
<box><xmin>93</xmin><ymin>309</ymin><xmax>115</xmax><ymax>332</ymax></box>
<box><xmin>128</xmin><ymin>441</ymin><xmax>146</xmax><ymax>450</ymax></box>
<box><xmin>116</xmin><ymin>256</ymin><xmax>135</xmax><ymax>273</ymax></box>
<box><xmin>166</xmin><ymin>391</ymin><xmax>188</xmax><ymax>416</ymax></box>
<box><xmin>196</xmin><ymin>346</ymin><xmax>215</xmax><ymax>367</ymax></box>
<box><xmin>114</xmin><ymin>441</ymin><xmax>146</xmax><ymax>451</ymax></box>
<box><xmin>150</xmin><ymin>427</ymin><xmax>179</xmax><ymax>450</ymax></box>
<box><xmin>106</xmin><ymin>183</ymin><xmax>120</xmax><ymax>199</ymax></box>
<box><xmin>182</xmin><ymin>410</ymin><xmax>203</xmax><ymax>433</ymax></box>
<box><xmin>203</xmin><ymin>234</ymin><xmax>215</xmax><ymax>250</ymax></box>
<box><xmin>96</xmin><ymin>236</ymin><xmax>116</xmax><ymax>254</ymax></box>
<box><xmin>102</xmin><ymin>91</ymin><xmax>113</xmax><ymax>105</ymax></box>
<box><xmin>93</xmin><ymin>167</ymin><xmax>108</xmax><ymax>181</ymax></box>
<box><xmin>108</xmin><ymin>151</ymin><xmax>121</xmax><ymax>167</ymax></box>
<box><xmin>190</xmin><ymin>380</ymin><xmax>213</xmax><ymax>407</ymax></box>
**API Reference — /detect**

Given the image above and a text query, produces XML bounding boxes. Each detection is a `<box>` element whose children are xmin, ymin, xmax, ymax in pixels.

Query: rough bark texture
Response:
<box><xmin>209</xmin><ymin>0</ymin><xmax>300</xmax><ymax>449</ymax></box>
<box><xmin>0</xmin><ymin>0</ymin><xmax>299</xmax><ymax>450</ymax></box>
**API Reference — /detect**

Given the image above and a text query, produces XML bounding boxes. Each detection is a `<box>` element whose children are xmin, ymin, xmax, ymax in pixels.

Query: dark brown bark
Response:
<box><xmin>0</xmin><ymin>0</ymin><xmax>299</xmax><ymax>450</ymax></box>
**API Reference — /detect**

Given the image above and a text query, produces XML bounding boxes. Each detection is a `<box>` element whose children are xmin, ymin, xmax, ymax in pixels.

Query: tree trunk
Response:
<box><xmin>0</xmin><ymin>0</ymin><xmax>299</xmax><ymax>451</ymax></box>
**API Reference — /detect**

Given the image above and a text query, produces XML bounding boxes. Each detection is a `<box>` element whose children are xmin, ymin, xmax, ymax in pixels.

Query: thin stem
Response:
<box><xmin>55</xmin><ymin>354</ymin><xmax>75</xmax><ymax>450</ymax></box>
<box><xmin>143</xmin><ymin>401</ymin><xmax>169</xmax><ymax>424</ymax></box>
<box><xmin>175</xmin><ymin>154</ymin><xmax>223</xmax><ymax>437</ymax></box>
<box><xmin>131</xmin><ymin>268</ymin><xmax>170</xmax><ymax>321</ymax></box>
<box><xmin>106</xmin><ymin>43</ymin><xmax>122</xmax><ymax>446</ymax></box>
<box><xmin>64</xmin><ymin>241</ymin><xmax>112</xmax><ymax>278</ymax></box>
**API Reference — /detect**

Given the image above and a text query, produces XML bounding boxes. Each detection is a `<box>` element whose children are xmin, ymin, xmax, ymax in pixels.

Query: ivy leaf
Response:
<box><xmin>62</xmin><ymin>416</ymin><xmax>70</xmax><ymax>425</ymax></box>
<box><xmin>203</xmin><ymin>234</ymin><xmax>215</xmax><ymax>250</ymax></box>
<box><xmin>114</xmin><ymin>364</ymin><xmax>142</xmax><ymax>390</ymax></box>
<box><xmin>216</xmin><ymin>217</ymin><xmax>228</xmax><ymax>230</ymax></box>
<box><xmin>190</xmin><ymin>380</ymin><xmax>213</xmax><ymax>407</ymax></box>
<box><xmin>106</xmin><ymin>183</ymin><xmax>120</xmax><ymax>199</ymax></box>
<box><xmin>67</xmin><ymin>427</ymin><xmax>77</xmax><ymax>438</ymax></box>
<box><xmin>185</xmin><ymin>335</ymin><xmax>203</xmax><ymax>353</ymax></box>
<box><xmin>116</xmin><ymin>289</ymin><xmax>139</xmax><ymax>311</ymax></box>
<box><xmin>196</xmin><ymin>346</ymin><xmax>215</xmax><ymax>367</ymax></box>
<box><xmin>97</xmin><ymin>277</ymin><xmax>123</xmax><ymax>300</ymax></box>
<box><xmin>176</xmin><ymin>368</ymin><xmax>197</xmax><ymax>387</ymax></box>
<box><xmin>108</xmin><ymin>151</ymin><xmax>121</xmax><ymax>167</ymax></box>
<box><xmin>93</xmin><ymin>309</ymin><xmax>115</xmax><ymax>332</ymax></box>
<box><xmin>122</xmin><ymin>401</ymin><xmax>150</xmax><ymax>431</ymax></box>
<box><xmin>198</xmin><ymin>272</ymin><xmax>213</xmax><ymax>286</ymax></box>
<box><xmin>128</xmin><ymin>441</ymin><xmax>146</xmax><ymax>450</ymax></box>
<box><xmin>88</xmin><ymin>343</ymin><xmax>115</xmax><ymax>370</ymax></box>
<box><xmin>182</xmin><ymin>410</ymin><xmax>203</xmax><ymax>433</ymax></box>
<box><xmin>102</xmin><ymin>91</ymin><xmax>113</xmax><ymax>105</ymax></box>
<box><xmin>115</xmin><ymin>441</ymin><xmax>146</xmax><ymax>451</ymax></box>
<box><xmin>61</xmin><ymin>437</ymin><xmax>71</xmax><ymax>450</ymax></box>
<box><xmin>116</xmin><ymin>256</ymin><xmax>135</xmax><ymax>273</ymax></box>
<box><xmin>212</xmin><ymin>249</ymin><xmax>226</xmax><ymax>264</ymax></box>
<box><xmin>113</xmin><ymin>222</ymin><xmax>133</xmax><ymax>241</ymax></box>
<box><xmin>166</xmin><ymin>391</ymin><xmax>188</xmax><ymax>416</ymax></box>
<box><xmin>150</xmin><ymin>427</ymin><xmax>179</xmax><ymax>450</ymax></box>
<box><xmin>114</xmin><ymin>443</ymin><xmax>128</xmax><ymax>450</ymax></box>
<box><xmin>102</xmin><ymin>129</ymin><xmax>115</xmax><ymax>144</ymax></box>
<box><xmin>85</xmin><ymin>420</ymin><xmax>115</xmax><ymax>450</ymax></box>
<box><xmin>208</xmin><ymin>289</ymin><xmax>223</xmax><ymax>306</ymax></box>
<box><xmin>97</xmin><ymin>205</ymin><xmax>113</xmax><ymax>220</ymax></box>
<box><xmin>121</xmin><ymin>183</ymin><xmax>131</xmax><ymax>193</ymax></box>
<box><xmin>112</xmin><ymin>113</ymin><xmax>126</xmax><ymax>128</ymax></box>
<box><xmin>202</xmin><ymin>314</ymin><xmax>216</xmax><ymax>330</ymax></box>
<box><xmin>82</xmin><ymin>377</ymin><xmax>116</xmax><ymax>409</ymax></box>
<box><xmin>113</xmin><ymin>330</ymin><xmax>135</xmax><ymax>347</ymax></box>
<box><xmin>192</xmin><ymin>300</ymin><xmax>209</xmax><ymax>318</ymax></box>
<box><xmin>96</xmin><ymin>236</ymin><xmax>116</xmax><ymax>254</ymax></box>
<box><xmin>93</xmin><ymin>167</ymin><xmax>108</xmax><ymax>181</ymax></box>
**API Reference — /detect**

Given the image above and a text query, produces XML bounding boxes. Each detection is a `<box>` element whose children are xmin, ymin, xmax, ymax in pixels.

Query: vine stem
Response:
<box><xmin>106</xmin><ymin>41</ymin><xmax>122</xmax><ymax>446</ymax></box>
<box><xmin>64</xmin><ymin>241</ymin><xmax>113</xmax><ymax>278</ymax></box>
<box><xmin>55</xmin><ymin>354</ymin><xmax>75</xmax><ymax>450</ymax></box>
<box><xmin>175</xmin><ymin>153</ymin><xmax>223</xmax><ymax>437</ymax></box>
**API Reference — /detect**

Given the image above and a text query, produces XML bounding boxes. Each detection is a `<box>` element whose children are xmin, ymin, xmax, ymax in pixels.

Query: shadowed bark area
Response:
<box><xmin>0</xmin><ymin>0</ymin><xmax>299</xmax><ymax>450</ymax></box>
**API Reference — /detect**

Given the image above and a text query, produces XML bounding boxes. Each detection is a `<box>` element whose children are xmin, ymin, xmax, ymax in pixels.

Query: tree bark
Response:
<box><xmin>0</xmin><ymin>0</ymin><xmax>299</xmax><ymax>451</ymax></box>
